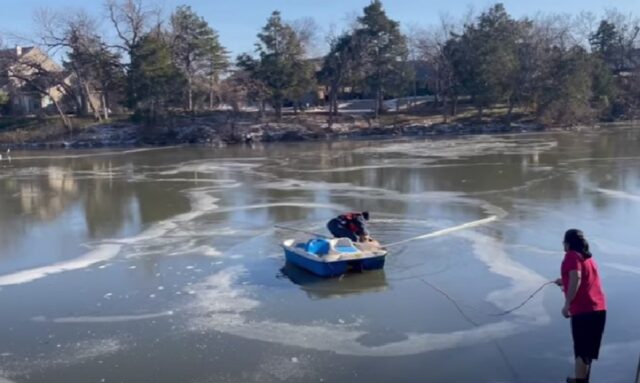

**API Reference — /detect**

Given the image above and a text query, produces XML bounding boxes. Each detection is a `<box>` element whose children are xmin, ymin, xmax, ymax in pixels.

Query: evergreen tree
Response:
<box><xmin>354</xmin><ymin>0</ymin><xmax>409</xmax><ymax>117</ymax></box>
<box><xmin>238</xmin><ymin>11</ymin><xmax>313</xmax><ymax>120</ymax></box>
<box><xmin>590</xmin><ymin>21</ymin><xmax>620</xmax><ymax>71</ymax></box>
<box><xmin>453</xmin><ymin>4</ymin><xmax>521</xmax><ymax>119</ymax></box>
<box><xmin>129</xmin><ymin>32</ymin><xmax>186</xmax><ymax>122</ymax></box>
<box><xmin>538</xmin><ymin>47</ymin><xmax>594</xmax><ymax>125</ymax></box>
<box><xmin>320</xmin><ymin>33</ymin><xmax>361</xmax><ymax>125</ymax></box>
<box><xmin>170</xmin><ymin>5</ymin><xmax>228</xmax><ymax>112</ymax></box>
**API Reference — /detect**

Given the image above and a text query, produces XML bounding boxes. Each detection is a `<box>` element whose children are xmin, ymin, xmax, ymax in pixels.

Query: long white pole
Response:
<box><xmin>274</xmin><ymin>224</ymin><xmax>330</xmax><ymax>239</ymax></box>
<box><xmin>382</xmin><ymin>215</ymin><xmax>498</xmax><ymax>248</ymax></box>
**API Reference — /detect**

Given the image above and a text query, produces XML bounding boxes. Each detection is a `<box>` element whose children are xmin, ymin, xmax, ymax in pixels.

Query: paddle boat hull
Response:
<box><xmin>282</xmin><ymin>237</ymin><xmax>387</xmax><ymax>278</ymax></box>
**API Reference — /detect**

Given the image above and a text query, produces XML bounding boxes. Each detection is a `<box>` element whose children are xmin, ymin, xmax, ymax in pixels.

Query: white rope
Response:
<box><xmin>382</xmin><ymin>215</ymin><xmax>498</xmax><ymax>248</ymax></box>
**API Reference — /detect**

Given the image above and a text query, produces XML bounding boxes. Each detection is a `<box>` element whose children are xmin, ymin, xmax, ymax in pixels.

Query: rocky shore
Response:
<box><xmin>0</xmin><ymin>119</ymin><xmax>549</xmax><ymax>150</ymax></box>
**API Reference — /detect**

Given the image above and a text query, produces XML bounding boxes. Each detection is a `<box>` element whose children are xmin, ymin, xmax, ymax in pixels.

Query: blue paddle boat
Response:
<box><xmin>282</xmin><ymin>237</ymin><xmax>387</xmax><ymax>277</ymax></box>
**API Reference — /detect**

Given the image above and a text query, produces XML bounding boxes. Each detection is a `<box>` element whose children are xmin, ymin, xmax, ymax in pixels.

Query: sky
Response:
<box><xmin>2</xmin><ymin>0</ymin><xmax>640</xmax><ymax>58</ymax></box>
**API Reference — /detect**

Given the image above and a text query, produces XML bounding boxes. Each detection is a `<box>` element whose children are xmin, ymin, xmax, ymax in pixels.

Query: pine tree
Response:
<box><xmin>239</xmin><ymin>11</ymin><xmax>313</xmax><ymax>120</ymax></box>
<box><xmin>354</xmin><ymin>0</ymin><xmax>409</xmax><ymax>117</ymax></box>
<box><xmin>129</xmin><ymin>32</ymin><xmax>185</xmax><ymax>122</ymax></box>
<box><xmin>170</xmin><ymin>5</ymin><xmax>228</xmax><ymax>112</ymax></box>
<box><xmin>452</xmin><ymin>4</ymin><xmax>521</xmax><ymax>119</ymax></box>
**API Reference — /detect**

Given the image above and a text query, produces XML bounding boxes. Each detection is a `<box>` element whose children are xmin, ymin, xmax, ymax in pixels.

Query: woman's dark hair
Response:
<box><xmin>362</xmin><ymin>211</ymin><xmax>370</xmax><ymax>221</ymax></box>
<box><xmin>564</xmin><ymin>229</ymin><xmax>592</xmax><ymax>259</ymax></box>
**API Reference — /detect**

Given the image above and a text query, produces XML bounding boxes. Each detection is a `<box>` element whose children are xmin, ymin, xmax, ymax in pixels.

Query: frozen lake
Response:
<box><xmin>0</xmin><ymin>127</ymin><xmax>639</xmax><ymax>382</ymax></box>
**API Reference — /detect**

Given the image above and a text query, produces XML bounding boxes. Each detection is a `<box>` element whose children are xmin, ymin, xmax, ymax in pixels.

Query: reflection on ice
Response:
<box><xmin>279</xmin><ymin>263</ymin><xmax>388</xmax><ymax>300</ymax></box>
<box><xmin>158</xmin><ymin>160</ymin><xmax>262</xmax><ymax>175</ymax></box>
<box><xmin>355</xmin><ymin>136</ymin><xmax>557</xmax><ymax>158</ymax></box>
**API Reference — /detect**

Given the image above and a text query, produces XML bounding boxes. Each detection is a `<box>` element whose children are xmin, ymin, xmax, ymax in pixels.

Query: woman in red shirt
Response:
<box><xmin>556</xmin><ymin>229</ymin><xmax>607</xmax><ymax>383</ymax></box>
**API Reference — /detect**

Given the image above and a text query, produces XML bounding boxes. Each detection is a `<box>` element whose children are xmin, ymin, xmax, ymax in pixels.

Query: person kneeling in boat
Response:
<box><xmin>327</xmin><ymin>211</ymin><xmax>377</xmax><ymax>244</ymax></box>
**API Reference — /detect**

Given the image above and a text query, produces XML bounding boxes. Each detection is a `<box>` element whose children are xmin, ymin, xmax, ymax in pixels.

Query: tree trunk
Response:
<box><xmin>452</xmin><ymin>95</ymin><xmax>458</xmax><ymax>117</ymax></box>
<box><xmin>51</xmin><ymin>96</ymin><xmax>72</xmax><ymax>134</ymax></box>
<box><xmin>83</xmin><ymin>82</ymin><xmax>102</xmax><ymax>122</ymax></box>
<box><xmin>412</xmin><ymin>77</ymin><xmax>417</xmax><ymax>108</ymax></box>
<box><xmin>188</xmin><ymin>76</ymin><xmax>193</xmax><ymax>113</ymax></box>
<box><xmin>327</xmin><ymin>84</ymin><xmax>338</xmax><ymax>129</ymax></box>
<box><xmin>209</xmin><ymin>73</ymin><xmax>215</xmax><ymax>110</ymax></box>
<box><xmin>442</xmin><ymin>94</ymin><xmax>448</xmax><ymax>123</ymax></box>
<box><xmin>331</xmin><ymin>86</ymin><xmax>339</xmax><ymax>116</ymax></box>
<box><xmin>102</xmin><ymin>93</ymin><xmax>109</xmax><ymax>120</ymax></box>
<box><xmin>328</xmin><ymin>102</ymin><xmax>334</xmax><ymax>129</ymax></box>
<box><xmin>70</xmin><ymin>64</ymin><xmax>99</xmax><ymax>120</ymax></box>
<box><xmin>507</xmin><ymin>98</ymin><xmax>515</xmax><ymax>127</ymax></box>
<box><xmin>374</xmin><ymin>87</ymin><xmax>382</xmax><ymax>119</ymax></box>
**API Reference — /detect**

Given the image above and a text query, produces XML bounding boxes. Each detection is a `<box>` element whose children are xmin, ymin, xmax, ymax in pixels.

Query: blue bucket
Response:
<box><xmin>306</xmin><ymin>239</ymin><xmax>331</xmax><ymax>256</ymax></box>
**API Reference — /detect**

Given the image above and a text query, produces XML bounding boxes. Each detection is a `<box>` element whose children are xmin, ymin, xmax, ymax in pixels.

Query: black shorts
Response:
<box><xmin>571</xmin><ymin>310</ymin><xmax>606</xmax><ymax>363</ymax></box>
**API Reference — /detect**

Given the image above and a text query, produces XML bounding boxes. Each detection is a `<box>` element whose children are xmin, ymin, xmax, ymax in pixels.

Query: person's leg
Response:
<box><xmin>583</xmin><ymin>311</ymin><xmax>606</xmax><ymax>382</ymax></box>
<box><xmin>574</xmin><ymin>357</ymin><xmax>589</xmax><ymax>380</ymax></box>
<box><xmin>570</xmin><ymin>314</ymin><xmax>590</xmax><ymax>381</ymax></box>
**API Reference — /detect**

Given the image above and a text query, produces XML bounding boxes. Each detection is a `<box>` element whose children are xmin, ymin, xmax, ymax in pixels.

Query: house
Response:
<box><xmin>0</xmin><ymin>46</ymin><xmax>67</xmax><ymax>115</ymax></box>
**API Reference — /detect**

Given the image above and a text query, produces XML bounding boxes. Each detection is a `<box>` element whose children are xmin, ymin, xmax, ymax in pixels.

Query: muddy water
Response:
<box><xmin>0</xmin><ymin>128</ymin><xmax>639</xmax><ymax>383</ymax></box>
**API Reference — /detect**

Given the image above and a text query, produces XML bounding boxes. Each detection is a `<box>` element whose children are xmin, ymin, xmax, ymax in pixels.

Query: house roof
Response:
<box><xmin>0</xmin><ymin>46</ymin><xmax>36</xmax><ymax>62</ymax></box>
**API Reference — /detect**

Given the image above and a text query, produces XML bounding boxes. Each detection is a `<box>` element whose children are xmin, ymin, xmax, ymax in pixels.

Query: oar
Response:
<box><xmin>274</xmin><ymin>224</ymin><xmax>330</xmax><ymax>239</ymax></box>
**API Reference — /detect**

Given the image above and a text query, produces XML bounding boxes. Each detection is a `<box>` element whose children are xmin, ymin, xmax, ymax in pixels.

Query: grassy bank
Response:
<box><xmin>0</xmin><ymin>115</ymin><xmax>129</xmax><ymax>145</ymax></box>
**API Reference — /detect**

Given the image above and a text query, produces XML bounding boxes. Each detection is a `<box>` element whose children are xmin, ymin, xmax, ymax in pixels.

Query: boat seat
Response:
<box><xmin>333</xmin><ymin>238</ymin><xmax>359</xmax><ymax>254</ymax></box>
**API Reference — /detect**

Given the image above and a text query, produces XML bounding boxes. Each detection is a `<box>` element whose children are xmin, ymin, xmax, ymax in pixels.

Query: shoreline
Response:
<box><xmin>0</xmin><ymin>118</ymin><xmax>636</xmax><ymax>150</ymax></box>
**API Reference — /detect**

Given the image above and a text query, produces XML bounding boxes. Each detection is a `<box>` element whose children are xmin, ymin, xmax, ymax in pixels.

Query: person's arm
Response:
<box><xmin>562</xmin><ymin>270</ymin><xmax>581</xmax><ymax>317</ymax></box>
<box><xmin>355</xmin><ymin>215</ymin><xmax>369</xmax><ymax>238</ymax></box>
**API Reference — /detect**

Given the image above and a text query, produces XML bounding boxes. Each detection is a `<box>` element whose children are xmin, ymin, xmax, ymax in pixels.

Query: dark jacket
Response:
<box><xmin>336</xmin><ymin>212</ymin><xmax>369</xmax><ymax>237</ymax></box>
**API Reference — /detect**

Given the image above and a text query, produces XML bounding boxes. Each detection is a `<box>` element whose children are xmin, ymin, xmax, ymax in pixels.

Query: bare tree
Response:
<box><xmin>290</xmin><ymin>17</ymin><xmax>324</xmax><ymax>58</ymax></box>
<box><xmin>405</xmin><ymin>23</ymin><xmax>425</xmax><ymax>108</ymax></box>
<box><xmin>7</xmin><ymin>57</ymin><xmax>73</xmax><ymax>130</ymax></box>
<box><xmin>34</xmin><ymin>9</ymin><xmax>104</xmax><ymax>120</ymax></box>
<box><xmin>532</xmin><ymin>13</ymin><xmax>582</xmax><ymax>51</ymax></box>
<box><xmin>604</xmin><ymin>8</ymin><xmax>640</xmax><ymax>69</ymax></box>
<box><xmin>105</xmin><ymin>0</ymin><xmax>160</xmax><ymax>114</ymax></box>
<box><xmin>572</xmin><ymin>11</ymin><xmax>598</xmax><ymax>49</ymax></box>
<box><xmin>105</xmin><ymin>0</ymin><xmax>159</xmax><ymax>55</ymax></box>
<box><xmin>414</xmin><ymin>13</ymin><xmax>460</xmax><ymax>120</ymax></box>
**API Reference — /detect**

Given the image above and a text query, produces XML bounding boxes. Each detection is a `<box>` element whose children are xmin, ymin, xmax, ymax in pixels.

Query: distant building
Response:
<box><xmin>0</xmin><ymin>46</ymin><xmax>67</xmax><ymax>115</ymax></box>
